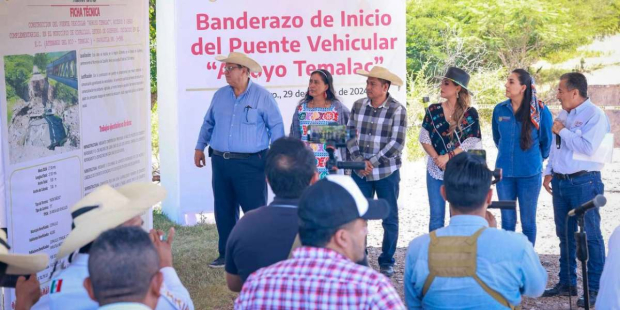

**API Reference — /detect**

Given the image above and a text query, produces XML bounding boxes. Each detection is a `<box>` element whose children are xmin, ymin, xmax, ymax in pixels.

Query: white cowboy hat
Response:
<box><xmin>215</xmin><ymin>52</ymin><xmax>262</xmax><ymax>73</ymax></box>
<box><xmin>0</xmin><ymin>230</ymin><xmax>49</xmax><ymax>275</ymax></box>
<box><xmin>57</xmin><ymin>183</ymin><xmax>166</xmax><ymax>259</ymax></box>
<box><xmin>355</xmin><ymin>66</ymin><xmax>404</xmax><ymax>87</ymax></box>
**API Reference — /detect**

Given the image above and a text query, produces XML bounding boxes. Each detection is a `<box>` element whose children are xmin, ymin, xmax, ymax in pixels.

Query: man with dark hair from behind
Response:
<box><xmin>225</xmin><ymin>137</ymin><xmax>319</xmax><ymax>292</ymax></box>
<box><xmin>235</xmin><ymin>175</ymin><xmax>404</xmax><ymax>309</ymax></box>
<box><xmin>405</xmin><ymin>152</ymin><xmax>547</xmax><ymax>309</ymax></box>
<box><xmin>84</xmin><ymin>226</ymin><xmax>163</xmax><ymax>310</ymax></box>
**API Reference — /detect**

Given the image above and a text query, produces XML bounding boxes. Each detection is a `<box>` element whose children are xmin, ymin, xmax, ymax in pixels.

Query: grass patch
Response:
<box><xmin>153</xmin><ymin>212</ymin><xmax>236</xmax><ymax>310</ymax></box>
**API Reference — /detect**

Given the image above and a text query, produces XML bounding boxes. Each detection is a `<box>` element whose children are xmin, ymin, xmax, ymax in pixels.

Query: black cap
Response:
<box><xmin>438</xmin><ymin>67</ymin><xmax>471</xmax><ymax>93</ymax></box>
<box><xmin>298</xmin><ymin>175</ymin><xmax>390</xmax><ymax>229</ymax></box>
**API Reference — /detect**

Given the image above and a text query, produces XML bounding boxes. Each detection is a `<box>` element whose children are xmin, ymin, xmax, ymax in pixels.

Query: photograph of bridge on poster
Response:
<box><xmin>4</xmin><ymin>50</ymin><xmax>80</xmax><ymax>165</ymax></box>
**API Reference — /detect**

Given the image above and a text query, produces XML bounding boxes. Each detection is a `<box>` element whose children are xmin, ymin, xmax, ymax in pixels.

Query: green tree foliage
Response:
<box><xmin>406</xmin><ymin>0</ymin><xmax>620</xmax><ymax>75</ymax></box>
<box><xmin>49</xmin><ymin>79</ymin><xmax>78</xmax><ymax>105</ymax></box>
<box><xmin>33</xmin><ymin>53</ymin><xmax>48</xmax><ymax>73</ymax></box>
<box><xmin>150</xmin><ymin>0</ymin><xmax>157</xmax><ymax>95</ymax></box>
<box><xmin>4</xmin><ymin>55</ymin><xmax>34</xmax><ymax>101</ymax></box>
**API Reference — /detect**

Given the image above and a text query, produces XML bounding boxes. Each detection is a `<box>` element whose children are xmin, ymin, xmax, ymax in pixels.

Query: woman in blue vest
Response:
<box><xmin>492</xmin><ymin>69</ymin><xmax>553</xmax><ymax>245</ymax></box>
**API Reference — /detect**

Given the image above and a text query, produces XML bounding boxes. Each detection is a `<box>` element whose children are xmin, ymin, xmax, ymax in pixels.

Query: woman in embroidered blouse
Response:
<box><xmin>492</xmin><ymin>69</ymin><xmax>552</xmax><ymax>245</ymax></box>
<box><xmin>419</xmin><ymin>67</ymin><xmax>481</xmax><ymax>232</ymax></box>
<box><xmin>290</xmin><ymin>69</ymin><xmax>350</xmax><ymax>178</ymax></box>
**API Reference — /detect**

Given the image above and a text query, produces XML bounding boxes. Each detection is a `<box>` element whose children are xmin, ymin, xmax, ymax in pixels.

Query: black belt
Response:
<box><xmin>211</xmin><ymin>148</ymin><xmax>264</xmax><ymax>160</ymax></box>
<box><xmin>553</xmin><ymin>170</ymin><xmax>592</xmax><ymax>180</ymax></box>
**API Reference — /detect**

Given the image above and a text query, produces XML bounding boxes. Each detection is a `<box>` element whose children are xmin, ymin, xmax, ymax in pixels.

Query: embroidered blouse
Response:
<box><xmin>419</xmin><ymin>103</ymin><xmax>482</xmax><ymax>180</ymax></box>
<box><xmin>290</xmin><ymin>100</ymin><xmax>350</xmax><ymax>179</ymax></box>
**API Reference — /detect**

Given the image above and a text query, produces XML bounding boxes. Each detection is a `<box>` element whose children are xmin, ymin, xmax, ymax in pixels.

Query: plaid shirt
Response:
<box><xmin>347</xmin><ymin>94</ymin><xmax>407</xmax><ymax>180</ymax></box>
<box><xmin>235</xmin><ymin>246</ymin><xmax>405</xmax><ymax>310</ymax></box>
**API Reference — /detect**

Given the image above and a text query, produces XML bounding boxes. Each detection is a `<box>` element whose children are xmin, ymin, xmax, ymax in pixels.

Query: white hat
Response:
<box><xmin>0</xmin><ymin>230</ymin><xmax>49</xmax><ymax>275</ymax></box>
<box><xmin>355</xmin><ymin>66</ymin><xmax>404</xmax><ymax>86</ymax></box>
<box><xmin>57</xmin><ymin>183</ymin><xmax>166</xmax><ymax>259</ymax></box>
<box><xmin>215</xmin><ymin>52</ymin><xmax>262</xmax><ymax>73</ymax></box>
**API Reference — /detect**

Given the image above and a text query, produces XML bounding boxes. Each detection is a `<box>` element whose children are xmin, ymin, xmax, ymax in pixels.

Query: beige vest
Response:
<box><xmin>422</xmin><ymin>227</ymin><xmax>520</xmax><ymax>310</ymax></box>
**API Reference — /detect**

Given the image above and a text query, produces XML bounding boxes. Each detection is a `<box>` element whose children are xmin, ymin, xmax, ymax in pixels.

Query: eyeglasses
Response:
<box><xmin>224</xmin><ymin>65</ymin><xmax>242</xmax><ymax>73</ymax></box>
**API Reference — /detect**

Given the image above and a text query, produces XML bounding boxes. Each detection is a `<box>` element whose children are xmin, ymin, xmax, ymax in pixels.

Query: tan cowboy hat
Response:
<box><xmin>0</xmin><ymin>230</ymin><xmax>48</xmax><ymax>275</ymax></box>
<box><xmin>215</xmin><ymin>52</ymin><xmax>262</xmax><ymax>73</ymax></box>
<box><xmin>355</xmin><ymin>66</ymin><xmax>403</xmax><ymax>87</ymax></box>
<box><xmin>57</xmin><ymin>183</ymin><xmax>166</xmax><ymax>259</ymax></box>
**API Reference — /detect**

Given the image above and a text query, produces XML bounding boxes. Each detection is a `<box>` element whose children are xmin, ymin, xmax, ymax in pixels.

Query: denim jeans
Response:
<box><xmin>353</xmin><ymin>170</ymin><xmax>400</xmax><ymax>267</ymax></box>
<box><xmin>497</xmin><ymin>173</ymin><xmax>542</xmax><ymax>245</ymax></box>
<box><xmin>552</xmin><ymin>172</ymin><xmax>606</xmax><ymax>290</ymax></box>
<box><xmin>426</xmin><ymin>172</ymin><xmax>446</xmax><ymax>232</ymax></box>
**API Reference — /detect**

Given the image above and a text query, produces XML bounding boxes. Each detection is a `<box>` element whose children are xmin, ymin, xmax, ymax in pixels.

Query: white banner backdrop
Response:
<box><xmin>0</xmin><ymin>0</ymin><xmax>151</xmax><ymax>308</ymax></box>
<box><xmin>158</xmin><ymin>0</ymin><xmax>406</xmax><ymax>223</ymax></box>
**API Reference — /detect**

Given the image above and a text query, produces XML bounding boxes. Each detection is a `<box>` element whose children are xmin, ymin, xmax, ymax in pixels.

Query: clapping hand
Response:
<box><xmin>149</xmin><ymin>227</ymin><xmax>175</xmax><ymax>268</ymax></box>
<box><xmin>15</xmin><ymin>275</ymin><xmax>41</xmax><ymax>310</ymax></box>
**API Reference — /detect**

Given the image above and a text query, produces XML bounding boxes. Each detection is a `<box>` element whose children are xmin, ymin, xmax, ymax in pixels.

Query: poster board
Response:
<box><xmin>158</xmin><ymin>0</ymin><xmax>407</xmax><ymax>224</ymax></box>
<box><xmin>0</xmin><ymin>1</ymin><xmax>151</xmax><ymax>308</ymax></box>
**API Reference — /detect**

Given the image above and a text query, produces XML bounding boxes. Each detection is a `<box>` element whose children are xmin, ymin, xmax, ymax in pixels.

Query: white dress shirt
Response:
<box><xmin>544</xmin><ymin>99</ymin><xmax>610</xmax><ymax>175</ymax></box>
<box><xmin>596</xmin><ymin>226</ymin><xmax>620</xmax><ymax>309</ymax></box>
<box><xmin>99</xmin><ymin>302</ymin><xmax>152</xmax><ymax>310</ymax></box>
<box><xmin>47</xmin><ymin>253</ymin><xmax>194</xmax><ymax>310</ymax></box>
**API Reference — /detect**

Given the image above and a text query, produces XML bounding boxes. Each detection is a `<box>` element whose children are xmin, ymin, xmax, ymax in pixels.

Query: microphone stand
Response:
<box><xmin>575</xmin><ymin>214</ymin><xmax>590</xmax><ymax>310</ymax></box>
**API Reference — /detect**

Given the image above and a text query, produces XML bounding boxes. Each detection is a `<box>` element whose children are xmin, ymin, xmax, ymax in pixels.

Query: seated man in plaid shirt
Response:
<box><xmin>347</xmin><ymin>66</ymin><xmax>407</xmax><ymax>277</ymax></box>
<box><xmin>235</xmin><ymin>175</ymin><xmax>405</xmax><ymax>310</ymax></box>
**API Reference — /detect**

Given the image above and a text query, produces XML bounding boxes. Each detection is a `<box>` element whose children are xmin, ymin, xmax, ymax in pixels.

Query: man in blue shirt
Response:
<box><xmin>405</xmin><ymin>152</ymin><xmax>547</xmax><ymax>309</ymax></box>
<box><xmin>541</xmin><ymin>72</ymin><xmax>610</xmax><ymax>308</ymax></box>
<box><xmin>194</xmin><ymin>52</ymin><xmax>285</xmax><ymax>268</ymax></box>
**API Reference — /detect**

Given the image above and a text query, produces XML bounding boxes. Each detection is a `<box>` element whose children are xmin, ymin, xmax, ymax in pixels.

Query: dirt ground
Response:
<box><xmin>366</xmin><ymin>142</ymin><xmax>620</xmax><ymax>309</ymax></box>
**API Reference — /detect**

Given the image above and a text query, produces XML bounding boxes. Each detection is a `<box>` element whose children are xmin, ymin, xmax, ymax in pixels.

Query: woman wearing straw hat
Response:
<box><xmin>419</xmin><ymin>67</ymin><xmax>481</xmax><ymax>232</ymax></box>
<box><xmin>47</xmin><ymin>183</ymin><xmax>194</xmax><ymax>310</ymax></box>
<box><xmin>492</xmin><ymin>69</ymin><xmax>552</xmax><ymax>246</ymax></box>
<box><xmin>290</xmin><ymin>69</ymin><xmax>350</xmax><ymax>178</ymax></box>
<box><xmin>347</xmin><ymin>66</ymin><xmax>407</xmax><ymax>277</ymax></box>
<box><xmin>0</xmin><ymin>230</ymin><xmax>49</xmax><ymax>310</ymax></box>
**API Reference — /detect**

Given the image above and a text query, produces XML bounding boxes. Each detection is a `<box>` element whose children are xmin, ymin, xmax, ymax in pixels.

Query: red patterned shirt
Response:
<box><xmin>235</xmin><ymin>246</ymin><xmax>405</xmax><ymax>310</ymax></box>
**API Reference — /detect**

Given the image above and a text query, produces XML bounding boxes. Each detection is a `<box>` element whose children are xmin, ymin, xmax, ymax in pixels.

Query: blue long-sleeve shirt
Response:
<box><xmin>405</xmin><ymin>215</ymin><xmax>547</xmax><ymax>309</ymax></box>
<box><xmin>492</xmin><ymin>100</ymin><xmax>553</xmax><ymax>177</ymax></box>
<box><xmin>544</xmin><ymin>98</ymin><xmax>610</xmax><ymax>175</ymax></box>
<box><xmin>195</xmin><ymin>79</ymin><xmax>285</xmax><ymax>153</ymax></box>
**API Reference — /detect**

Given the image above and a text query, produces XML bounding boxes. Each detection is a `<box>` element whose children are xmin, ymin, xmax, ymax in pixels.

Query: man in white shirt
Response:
<box><xmin>541</xmin><ymin>72</ymin><xmax>610</xmax><ymax>308</ymax></box>
<box><xmin>85</xmin><ymin>226</ymin><xmax>163</xmax><ymax>310</ymax></box>
<box><xmin>47</xmin><ymin>183</ymin><xmax>193</xmax><ymax>310</ymax></box>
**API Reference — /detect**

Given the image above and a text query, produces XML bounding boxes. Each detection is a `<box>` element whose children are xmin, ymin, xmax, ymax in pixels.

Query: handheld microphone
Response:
<box><xmin>488</xmin><ymin>200</ymin><xmax>516</xmax><ymax>210</ymax></box>
<box><xmin>555</xmin><ymin>112</ymin><xmax>567</xmax><ymax>149</ymax></box>
<box><xmin>568</xmin><ymin>195</ymin><xmax>606</xmax><ymax>217</ymax></box>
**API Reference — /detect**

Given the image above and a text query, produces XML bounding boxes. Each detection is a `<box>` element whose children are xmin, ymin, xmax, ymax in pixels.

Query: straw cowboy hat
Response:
<box><xmin>215</xmin><ymin>52</ymin><xmax>262</xmax><ymax>73</ymax></box>
<box><xmin>355</xmin><ymin>66</ymin><xmax>404</xmax><ymax>87</ymax></box>
<box><xmin>57</xmin><ymin>183</ymin><xmax>166</xmax><ymax>259</ymax></box>
<box><xmin>0</xmin><ymin>230</ymin><xmax>48</xmax><ymax>275</ymax></box>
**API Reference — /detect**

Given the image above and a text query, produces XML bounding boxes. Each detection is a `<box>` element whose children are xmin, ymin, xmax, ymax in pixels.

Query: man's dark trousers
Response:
<box><xmin>552</xmin><ymin>171</ymin><xmax>606</xmax><ymax>291</ymax></box>
<box><xmin>211</xmin><ymin>150</ymin><xmax>267</xmax><ymax>258</ymax></box>
<box><xmin>352</xmin><ymin>170</ymin><xmax>400</xmax><ymax>267</ymax></box>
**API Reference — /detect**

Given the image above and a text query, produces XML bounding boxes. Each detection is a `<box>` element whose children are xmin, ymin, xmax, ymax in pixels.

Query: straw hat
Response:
<box><xmin>0</xmin><ymin>230</ymin><xmax>48</xmax><ymax>275</ymax></box>
<box><xmin>215</xmin><ymin>52</ymin><xmax>262</xmax><ymax>73</ymax></box>
<box><xmin>355</xmin><ymin>66</ymin><xmax>403</xmax><ymax>87</ymax></box>
<box><xmin>57</xmin><ymin>183</ymin><xmax>166</xmax><ymax>259</ymax></box>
